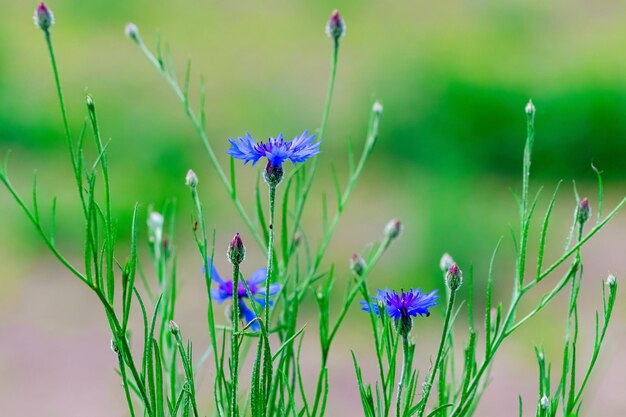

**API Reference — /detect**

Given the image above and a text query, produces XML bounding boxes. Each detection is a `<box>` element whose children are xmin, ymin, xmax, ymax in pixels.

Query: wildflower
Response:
<box><xmin>227</xmin><ymin>233</ymin><xmax>246</xmax><ymax>265</ymax></box>
<box><xmin>439</xmin><ymin>253</ymin><xmax>454</xmax><ymax>273</ymax></box>
<box><xmin>350</xmin><ymin>253</ymin><xmax>366</xmax><ymax>277</ymax></box>
<box><xmin>208</xmin><ymin>262</ymin><xmax>280</xmax><ymax>331</ymax></box>
<box><xmin>227</xmin><ymin>131</ymin><xmax>319</xmax><ymax>186</ymax></box>
<box><xmin>577</xmin><ymin>198</ymin><xmax>590</xmax><ymax>225</ymax></box>
<box><xmin>361</xmin><ymin>288</ymin><xmax>438</xmax><ymax>336</ymax></box>
<box><xmin>445</xmin><ymin>263</ymin><xmax>463</xmax><ymax>292</ymax></box>
<box><xmin>325</xmin><ymin>10</ymin><xmax>346</xmax><ymax>40</ymax></box>
<box><xmin>185</xmin><ymin>169</ymin><xmax>198</xmax><ymax>189</ymax></box>
<box><xmin>34</xmin><ymin>3</ymin><xmax>54</xmax><ymax>32</ymax></box>
<box><xmin>125</xmin><ymin>23</ymin><xmax>140</xmax><ymax>42</ymax></box>
<box><xmin>384</xmin><ymin>218</ymin><xmax>403</xmax><ymax>240</ymax></box>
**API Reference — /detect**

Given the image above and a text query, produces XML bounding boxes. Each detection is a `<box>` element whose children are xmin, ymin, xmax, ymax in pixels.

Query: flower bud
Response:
<box><xmin>185</xmin><ymin>169</ymin><xmax>198</xmax><ymax>189</ymax></box>
<box><xmin>607</xmin><ymin>274</ymin><xmax>616</xmax><ymax>287</ymax></box>
<box><xmin>168</xmin><ymin>320</ymin><xmax>180</xmax><ymax>335</ymax></box>
<box><xmin>34</xmin><ymin>3</ymin><xmax>54</xmax><ymax>32</ymax></box>
<box><xmin>446</xmin><ymin>263</ymin><xmax>463</xmax><ymax>292</ymax></box>
<box><xmin>440</xmin><ymin>253</ymin><xmax>454</xmax><ymax>273</ymax></box>
<box><xmin>525</xmin><ymin>100</ymin><xmax>535</xmax><ymax>118</ymax></box>
<box><xmin>125</xmin><ymin>23</ymin><xmax>140</xmax><ymax>42</ymax></box>
<box><xmin>293</xmin><ymin>232</ymin><xmax>302</xmax><ymax>248</ymax></box>
<box><xmin>540</xmin><ymin>395</ymin><xmax>549</xmax><ymax>410</ymax></box>
<box><xmin>227</xmin><ymin>233</ymin><xmax>246</xmax><ymax>265</ymax></box>
<box><xmin>263</xmin><ymin>162</ymin><xmax>284</xmax><ymax>187</ymax></box>
<box><xmin>147</xmin><ymin>211</ymin><xmax>164</xmax><ymax>244</ymax></box>
<box><xmin>86</xmin><ymin>95</ymin><xmax>95</xmax><ymax>112</ymax></box>
<box><xmin>350</xmin><ymin>253</ymin><xmax>366</xmax><ymax>277</ymax></box>
<box><xmin>384</xmin><ymin>218</ymin><xmax>402</xmax><ymax>240</ymax></box>
<box><xmin>325</xmin><ymin>10</ymin><xmax>346</xmax><ymax>41</ymax></box>
<box><xmin>577</xmin><ymin>198</ymin><xmax>590</xmax><ymax>225</ymax></box>
<box><xmin>373</xmin><ymin>101</ymin><xmax>383</xmax><ymax>116</ymax></box>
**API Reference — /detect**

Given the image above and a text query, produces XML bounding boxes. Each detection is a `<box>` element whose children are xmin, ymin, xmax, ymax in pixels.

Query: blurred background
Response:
<box><xmin>1</xmin><ymin>0</ymin><xmax>626</xmax><ymax>415</ymax></box>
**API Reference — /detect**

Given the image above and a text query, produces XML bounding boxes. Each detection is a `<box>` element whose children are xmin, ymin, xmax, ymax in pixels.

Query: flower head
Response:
<box><xmin>362</xmin><ymin>288</ymin><xmax>438</xmax><ymax>320</ymax></box>
<box><xmin>207</xmin><ymin>261</ymin><xmax>280</xmax><ymax>331</ymax></box>
<box><xmin>227</xmin><ymin>130</ymin><xmax>319</xmax><ymax>170</ymax></box>
<box><xmin>445</xmin><ymin>263</ymin><xmax>463</xmax><ymax>292</ymax></box>
<box><xmin>384</xmin><ymin>218</ymin><xmax>403</xmax><ymax>240</ymax></box>
<box><xmin>185</xmin><ymin>169</ymin><xmax>198</xmax><ymax>189</ymax></box>
<box><xmin>125</xmin><ymin>23</ymin><xmax>140</xmax><ymax>42</ymax></box>
<box><xmin>34</xmin><ymin>3</ymin><xmax>54</xmax><ymax>31</ymax></box>
<box><xmin>362</xmin><ymin>288</ymin><xmax>438</xmax><ymax>336</ymax></box>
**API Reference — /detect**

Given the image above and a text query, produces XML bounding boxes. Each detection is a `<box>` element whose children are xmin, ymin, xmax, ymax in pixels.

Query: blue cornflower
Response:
<box><xmin>227</xmin><ymin>130</ymin><xmax>320</xmax><ymax>169</ymax></box>
<box><xmin>207</xmin><ymin>261</ymin><xmax>281</xmax><ymax>331</ymax></box>
<box><xmin>361</xmin><ymin>288</ymin><xmax>439</xmax><ymax>321</ymax></box>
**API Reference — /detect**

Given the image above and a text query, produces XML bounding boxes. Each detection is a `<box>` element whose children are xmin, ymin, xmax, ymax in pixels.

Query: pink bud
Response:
<box><xmin>34</xmin><ymin>2</ymin><xmax>54</xmax><ymax>31</ymax></box>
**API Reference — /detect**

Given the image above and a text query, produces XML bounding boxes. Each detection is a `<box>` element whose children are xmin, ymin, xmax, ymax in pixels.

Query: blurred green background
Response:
<box><xmin>2</xmin><ymin>1</ymin><xmax>626</xmax><ymax>416</ymax></box>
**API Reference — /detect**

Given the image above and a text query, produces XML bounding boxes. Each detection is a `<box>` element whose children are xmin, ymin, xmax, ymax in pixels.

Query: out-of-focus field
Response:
<box><xmin>1</xmin><ymin>1</ymin><xmax>626</xmax><ymax>416</ymax></box>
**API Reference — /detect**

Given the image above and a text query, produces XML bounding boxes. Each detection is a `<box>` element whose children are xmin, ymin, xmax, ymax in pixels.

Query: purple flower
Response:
<box><xmin>227</xmin><ymin>130</ymin><xmax>320</xmax><ymax>169</ymax></box>
<box><xmin>361</xmin><ymin>288</ymin><xmax>439</xmax><ymax>321</ymax></box>
<box><xmin>207</xmin><ymin>261</ymin><xmax>280</xmax><ymax>331</ymax></box>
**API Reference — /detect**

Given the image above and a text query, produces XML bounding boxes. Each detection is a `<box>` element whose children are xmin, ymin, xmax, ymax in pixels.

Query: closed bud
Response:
<box><xmin>577</xmin><ymin>198</ymin><xmax>590</xmax><ymax>225</ymax></box>
<box><xmin>293</xmin><ymin>232</ymin><xmax>302</xmax><ymax>248</ymax></box>
<box><xmin>350</xmin><ymin>253</ymin><xmax>366</xmax><ymax>277</ymax></box>
<box><xmin>227</xmin><ymin>233</ymin><xmax>246</xmax><ymax>265</ymax></box>
<box><xmin>540</xmin><ymin>395</ymin><xmax>549</xmax><ymax>410</ymax></box>
<box><xmin>125</xmin><ymin>23</ymin><xmax>140</xmax><ymax>42</ymax></box>
<box><xmin>525</xmin><ymin>100</ymin><xmax>535</xmax><ymax>117</ymax></box>
<box><xmin>440</xmin><ymin>253</ymin><xmax>454</xmax><ymax>273</ymax></box>
<box><xmin>86</xmin><ymin>95</ymin><xmax>95</xmax><ymax>112</ymax></box>
<box><xmin>168</xmin><ymin>320</ymin><xmax>180</xmax><ymax>335</ymax></box>
<box><xmin>34</xmin><ymin>3</ymin><xmax>54</xmax><ymax>32</ymax></box>
<box><xmin>325</xmin><ymin>10</ymin><xmax>346</xmax><ymax>41</ymax></box>
<box><xmin>384</xmin><ymin>218</ymin><xmax>403</xmax><ymax>240</ymax></box>
<box><xmin>607</xmin><ymin>274</ymin><xmax>616</xmax><ymax>287</ymax></box>
<box><xmin>147</xmin><ymin>211</ymin><xmax>164</xmax><ymax>244</ymax></box>
<box><xmin>185</xmin><ymin>169</ymin><xmax>198</xmax><ymax>189</ymax></box>
<box><xmin>446</xmin><ymin>263</ymin><xmax>463</xmax><ymax>292</ymax></box>
<box><xmin>373</xmin><ymin>101</ymin><xmax>383</xmax><ymax>116</ymax></box>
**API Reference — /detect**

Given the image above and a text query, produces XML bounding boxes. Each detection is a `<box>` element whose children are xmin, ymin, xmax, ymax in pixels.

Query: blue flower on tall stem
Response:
<box><xmin>361</xmin><ymin>288</ymin><xmax>438</xmax><ymax>323</ymax></box>
<box><xmin>208</xmin><ymin>262</ymin><xmax>280</xmax><ymax>331</ymax></box>
<box><xmin>227</xmin><ymin>130</ymin><xmax>320</xmax><ymax>173</ymax></box>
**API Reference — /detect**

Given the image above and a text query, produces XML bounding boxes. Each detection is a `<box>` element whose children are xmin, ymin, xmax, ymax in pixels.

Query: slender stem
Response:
<box><xmin>288</xmin><ymin>39</ymin><xmax>339</xmax><ymax>260</ymax></box>
<box><xmin>230</xmin><ymin>262</ymin><xmax>241</xmax><ymax>417</ymax></box>
<box><xmin>396</xmin><ymin>333</ymin><xmax>410</xmax><ymax>417</ymax></box>
<box><xmin>418</xmin><ymin>290</ymin><xmax>457</xmax><ymax>416</ymax></box>
<box><xmin>133</xmin><ymin>37</ymin><xmax>265</xmax><ymax>251</ymax></box>
<box><xmin>264</xmin><ymin>184</ymin><xmax>277</xmax><ymax>330</ymax></box>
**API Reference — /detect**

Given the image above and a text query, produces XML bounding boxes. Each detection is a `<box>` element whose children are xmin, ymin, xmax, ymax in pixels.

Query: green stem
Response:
<box><xmin>288</xmin><ymin>39</ymin><xmax>339</xmax><ymax>262</ymax></box>
<box><xmin>231</xmin><ymin>261</ymin><xmax>241</xmax><ymax>417</ymax></box>
<box><xmin>264</xmin><ymin>184</ymin><xmax>276</xmax><ymax>331</ymax></box>
<box><xmin>396</xmin><ymin>333</ymin><xmax>410</xmax><ymax>417</ymax></box>
<box><xmin>133</xmin><ymin>37</ymin><xmax>265</xmax><ymax>251</ymax></box>
<box><xmin>418</xmin><ymin>289</ymin><xmax>457</xmax><ymax>417</ymax></box>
